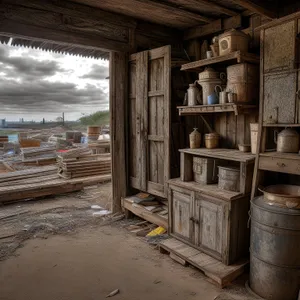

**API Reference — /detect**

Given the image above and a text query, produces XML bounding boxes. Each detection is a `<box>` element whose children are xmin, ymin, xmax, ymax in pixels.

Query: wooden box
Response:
<box><xmin>168</xmin><ymin>179</ymin><xmax>250</xmax><ymax>265</ymax></box>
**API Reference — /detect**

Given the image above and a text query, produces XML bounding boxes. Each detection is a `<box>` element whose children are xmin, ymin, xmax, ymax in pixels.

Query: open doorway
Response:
<box><xmin>0</xmin><ymin>39</ymin><xmax>115</xmax><ymax>260</ymax></box>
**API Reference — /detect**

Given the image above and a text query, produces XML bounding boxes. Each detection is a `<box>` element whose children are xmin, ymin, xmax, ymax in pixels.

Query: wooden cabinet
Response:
<box><xmin>169</xmin><ymin>179</ymin><xmax>250</xmax><ymax>265</ymax></box>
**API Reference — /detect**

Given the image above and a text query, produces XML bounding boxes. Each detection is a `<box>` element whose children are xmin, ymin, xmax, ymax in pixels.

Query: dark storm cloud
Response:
<box><xmin>0</xmin><ymin>44</ymin><xmax>109</xmax><ymax>116</ymax></box>
<box><xmin>0</xmin><ymin>79</ymin><xmax>108</xmax><ymax>113</ymax></box>
<box><xmin>80</xmin><ymin>64</ymin><xmax>108</xmax><ymax>80</ymax></box>
<box><xmin>0</xmin><ymin>45</ymin><xmax>64</xmax><ymax>78</ymax></box>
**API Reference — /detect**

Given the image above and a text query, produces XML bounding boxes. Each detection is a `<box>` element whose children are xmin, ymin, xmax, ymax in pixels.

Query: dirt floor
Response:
<box><xmin>0</xmin><ymin>182</ymin><xmax>257</xmax><ymax>300</ymax></box>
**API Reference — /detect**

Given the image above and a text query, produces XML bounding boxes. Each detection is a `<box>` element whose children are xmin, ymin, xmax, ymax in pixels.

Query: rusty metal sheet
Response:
<box><xmin>264</xmin><ymin>20</ymin><xmax>296</xmax><ymax>73</ymax></box>
<box><xmin>263</xmin><ymin>72</ymin><xmax>297</xmax><ymax>124</ymax></box>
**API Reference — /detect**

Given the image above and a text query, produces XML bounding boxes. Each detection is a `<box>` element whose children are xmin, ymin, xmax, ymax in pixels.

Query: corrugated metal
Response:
<box><xmin>1</xmin><ymin>36</ymin><xmax>109</xmax><ymax>60</ymax></box>
<box><xmin>0</xmin><ymin>36</ymin><xmax>10</xmax><ymax>45</ymax></box>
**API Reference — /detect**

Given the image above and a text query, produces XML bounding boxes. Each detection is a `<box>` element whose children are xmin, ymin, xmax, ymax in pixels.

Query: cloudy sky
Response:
<box><xmin>0</xmin><ymin>43</ymin><xmax>109</xmax><ymax>121</ymax></box>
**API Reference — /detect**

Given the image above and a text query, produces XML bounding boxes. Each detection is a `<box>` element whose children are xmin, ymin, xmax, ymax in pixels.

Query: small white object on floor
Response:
<box><xmin>91</xmin><ymin>205</ymin><xmax>104</xmax><ymax>210</ymax></box>
<box><xmin>93</xmin><ymin>210</ymin><xmax>111</xmax><ymax>216</ymax></box>
<box><xmin>106</xmin><ymin>289</ymin><xmax>119</xmax><ymax>298</ymax></box>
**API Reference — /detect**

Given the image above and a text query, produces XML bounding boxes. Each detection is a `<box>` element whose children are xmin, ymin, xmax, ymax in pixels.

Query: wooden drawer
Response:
<box><xmin>259</xmin><ymin>155</ymin><xmax>300</xmax><ymax>175</ymax></box>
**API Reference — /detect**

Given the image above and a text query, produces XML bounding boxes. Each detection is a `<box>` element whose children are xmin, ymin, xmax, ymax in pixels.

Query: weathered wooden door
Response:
<box><xmin>170</xmin><ymin>188</ymin><xmax>194</xmax><ymax>243</ymax></box>
<box><xmin>128</xmin><ymin>46</ymin><xmax>171</xmax><ymax>198</ymax></box>
<box><xmin>194</xmin><ymin>194</ymin><xmax>228</xmax><ymax>261</ymax></box>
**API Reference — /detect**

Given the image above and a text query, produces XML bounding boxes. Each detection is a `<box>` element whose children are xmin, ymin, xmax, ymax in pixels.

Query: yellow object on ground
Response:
<box><xmin>147</xmin><ymin>226</ymin><xmax>166</xmax><ymax>237</ymax></box>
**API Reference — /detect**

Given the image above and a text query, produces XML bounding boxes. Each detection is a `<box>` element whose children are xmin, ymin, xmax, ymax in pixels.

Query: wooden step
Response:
<box><xmin>159</xmin><ymin>238</ymin><xmax>248</xmax><ymax>288</ymax></box>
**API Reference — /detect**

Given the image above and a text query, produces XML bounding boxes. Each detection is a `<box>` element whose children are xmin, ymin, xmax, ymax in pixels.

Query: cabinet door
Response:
<box><xmin>170</xmin><ymin>188</ymin><xmax>194</xmax><ymax>243</ymax></box>
<box><xmin>194</xmin><ymin>194</ymin><xmax>228</xmax><ymax>261</ymax></box>
<box><xmin>128</xmin><ymin>46</ymin><xmax>171</xmax><ymax>198</ymax></box>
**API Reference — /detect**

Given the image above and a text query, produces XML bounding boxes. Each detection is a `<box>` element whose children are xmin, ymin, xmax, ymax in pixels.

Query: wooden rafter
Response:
<box><xmin>230</xmin><ymin>0</ymin><xmax>277</xmax><ymax>19</ymax></box>
<box><xmin>184</xmin><ymin>15</ymin><xmax>242</xmax><ymax>40</ymax></box>
<box><xmin>136</xmin><ymin>0</ymin><xmax>215</xmax><ymax>24</ymax></box>
<box><xmin>189</xmin><ymin>0</ymin><xmax>238</xmax><ymax>16</ymax></box>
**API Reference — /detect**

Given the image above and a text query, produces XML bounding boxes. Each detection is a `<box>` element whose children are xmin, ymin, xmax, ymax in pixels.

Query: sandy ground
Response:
<box><xmin>0</xmin><ymin>182</ymin><xmax>256</xmax><ymax>300</ymax></box>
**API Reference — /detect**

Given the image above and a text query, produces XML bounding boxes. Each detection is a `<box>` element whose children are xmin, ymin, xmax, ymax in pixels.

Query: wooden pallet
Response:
<box><xmin>159</xmin><ymin>238</ymin><xmax>248</xmax><ymax>288</ymax></box>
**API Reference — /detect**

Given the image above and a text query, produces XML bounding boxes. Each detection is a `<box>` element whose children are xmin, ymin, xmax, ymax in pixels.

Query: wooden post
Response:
<box><xmin>110</xmin><ymin>52</ymin><xmax>128</xmax><ymax>212</ymax></box>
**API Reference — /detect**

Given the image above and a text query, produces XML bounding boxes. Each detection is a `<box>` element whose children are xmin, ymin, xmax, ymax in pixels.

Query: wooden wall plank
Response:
<box><xmin>110</xmin><ymin>52</ymin><xmax>128</xmax><ymax>212</ymax></box>
<box><xmin>136</xmin><ymin>50</ymin><xmax>149</xmax><ymax>191</ymax></box>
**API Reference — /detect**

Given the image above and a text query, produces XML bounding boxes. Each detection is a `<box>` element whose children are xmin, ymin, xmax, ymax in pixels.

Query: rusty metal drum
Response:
<box><xmin>249</xmin><ymin>196</ymin><xmax>300</xmax><ymax>300</ymax></box>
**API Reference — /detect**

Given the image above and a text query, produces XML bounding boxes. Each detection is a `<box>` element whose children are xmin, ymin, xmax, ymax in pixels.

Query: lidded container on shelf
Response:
<box><xmin>189</xmin><ymin>128</ymin><xmax>201</xmax><ymax>149</ymax></box>
<box><xmin>198</xmin><ymin>68</ymin><xmax>225</xmax><ymax>105</ymax></box>
<box><xmin>205</xmin><ymin>132</ymin><xmax>219</xmax><ymax>149</ymax></box>
<box><xmin>226</xmin><ymin>63</ymin><xmax>259</xmax><ymax>103</ymax></box>
<box><xmin>218</xmin><ymin>29</ymin><xmax>249</xmax><ymax>56</ymax></box>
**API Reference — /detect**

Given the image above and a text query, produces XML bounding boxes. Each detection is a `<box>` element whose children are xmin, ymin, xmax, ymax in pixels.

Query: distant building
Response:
<box><xmin>0</xmin><ymin>119</ymin><xmax>6</xmax><ymax>128</ymax></box>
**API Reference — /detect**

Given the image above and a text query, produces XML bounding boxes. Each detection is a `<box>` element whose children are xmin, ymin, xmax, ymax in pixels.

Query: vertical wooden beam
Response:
<box><xmin>110</xmin><ymin>52</ymin><xmax>128</xmax><ymax>212</ymax></box>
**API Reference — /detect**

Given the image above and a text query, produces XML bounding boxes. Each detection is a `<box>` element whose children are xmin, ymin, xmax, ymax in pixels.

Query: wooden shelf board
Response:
<box><xmin>260</xmin><ymin>152</ymin><xmax>300</xmax><ymax>160</ymax></box>
<box><xmin>122</xmin><ymin>197</ymin><xmax>168</xmax><ymax>229</ymax></box>
<box><xmin>181</xmin><ymin>51</ymin><xmax>259</xmax><ymax>72</ymax></box>
<box><xmin>178</xmin><ymin>104</ymin><xmax>256</xmax><ymax>116</ymax></box>
<box><xmin>168</xmin><ymin>178</ymin><xmax>243</xmax><ymax>201</ymax></box>
<box><xmin>159</xmin><ymin>238</ymin><xmax>248</xmax><ymax>288</ymax></box>
<box><xmin>263</xmin><ymin>123</ymin><xmax>300</xmax><ymax>127</ymax></box>
<box><xmin>179</xmin><ymin>148</ymin><xmax>255</xmax><ymax>163</ymax></box>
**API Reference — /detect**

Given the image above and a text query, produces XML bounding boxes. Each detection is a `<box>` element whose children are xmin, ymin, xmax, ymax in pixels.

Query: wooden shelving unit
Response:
<box><xmin>179</xmin><ymin>148</ymin><xmax>255</xmax><ymax>163</ymax></box>
<box><xmin>178</xmin><ymin>103</ymin><xmax>256</xmax><ymax>116</ymax></box>
<box><xmin>168</xmin><ymin>48</ymin><xmax>258</xmax><ymax>272</ymax></box>
<box><xmin>168</xmin><ymin>178</ymin><xmax>243</xmax><ymax>201</ymax></box>
<box><xmin>181</xmin><ymin>51</ymin><xmax>259</xmax><ymax>72</ymax></box>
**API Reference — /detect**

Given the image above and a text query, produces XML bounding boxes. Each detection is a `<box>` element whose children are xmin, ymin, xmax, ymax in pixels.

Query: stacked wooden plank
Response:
<box><xmin>0</xmin><ymin>165</ymin><xmax>58</xmax><ymax>187</ymax></box>
<box><xmin>0</xmin><ymin>174</ymin><xmax>111</xmax><ymax>204</ymax></box>
<box><xmin>20</xmin><ymin>145</ymin><xmax>57</xmax><ymax>161</ymax></box>
<box><xmin>58</xmin><ymin>150</ymin><xmax>111</xmax><ymax>179</ymax></box>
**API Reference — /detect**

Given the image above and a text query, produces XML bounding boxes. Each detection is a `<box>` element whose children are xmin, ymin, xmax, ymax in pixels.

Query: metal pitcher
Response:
<box><xmin>215</xmin><ymin>85</ymin><xmax>227</xmax><ymax>104</ymax></box>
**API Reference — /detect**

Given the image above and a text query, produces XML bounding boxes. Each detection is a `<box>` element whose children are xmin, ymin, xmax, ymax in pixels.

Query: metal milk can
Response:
<box><xmin>198</xmin><ymin>68</ymin><xmax>225</xmax><ymax>105</ymax></box>
<box><xmin>274</xmin><ymin>128</ymin><xmax>300</xmax><ymax>153</ymax></box>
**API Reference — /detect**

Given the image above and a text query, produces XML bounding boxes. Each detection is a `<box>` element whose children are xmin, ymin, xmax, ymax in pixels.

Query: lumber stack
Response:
<box><xmin>58</xmin><ymin>153</ymin><xmax>111</xmax><ymax>179</ymax></box>
<box><xmin>0</xmin><ymin>165</ymin><xmax>58</xmax><ymax>187</ymax></box>
<box><xmin>20</xmin><ymin>145</ymin><xmax>57</xmax><ymax>161</ymax></box>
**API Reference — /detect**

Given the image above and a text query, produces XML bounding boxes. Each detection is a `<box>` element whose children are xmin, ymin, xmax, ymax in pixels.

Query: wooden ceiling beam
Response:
<box><xmin>135</xmin><ymin>0</ymin><xmax>215</xmax><ymax>24</ymax></box>
<box><xmin>192</xmin><ymin>0</ymin><xmax>238</xmax><ymax>16</ymax></box>
<box><xmin>184</xmin><ymin>15</ymin><xmax>242</xmax><ymax>40</ymax></box>
<box><xmin>230</xmin><ymin>0</ymin><xmax>277</xmax><ymax>19</ymax></box>
<box><xmin>0</xmin><ymin>0</ymin><xmax>137</xmax><ymax>52</ymax></box>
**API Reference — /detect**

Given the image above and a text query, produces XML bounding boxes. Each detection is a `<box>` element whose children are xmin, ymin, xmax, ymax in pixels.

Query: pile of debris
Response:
<box><xmin>57</xmin><ymin>148</ymin><xmax>111</xmax><ymax>179</ymax></box>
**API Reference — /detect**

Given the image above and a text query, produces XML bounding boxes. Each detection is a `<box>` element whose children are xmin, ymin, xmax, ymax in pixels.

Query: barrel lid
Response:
<box><xmin>251</xmin><ymin>196</ymin><xmax>300</xmax><ymax>215</ymax></box>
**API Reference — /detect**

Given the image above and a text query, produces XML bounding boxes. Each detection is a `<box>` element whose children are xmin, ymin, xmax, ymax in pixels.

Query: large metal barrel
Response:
<box><xmin>250</xmin><ymin>196</ymin><xmax>300</xmax><ymax>300</ymax></box>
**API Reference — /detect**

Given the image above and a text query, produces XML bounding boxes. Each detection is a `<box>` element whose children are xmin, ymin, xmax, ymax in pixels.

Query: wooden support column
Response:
<box><xmin>110</xmin><ymin>52</ymin><xmax>128</xmax><ymax>213</ymax></box>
